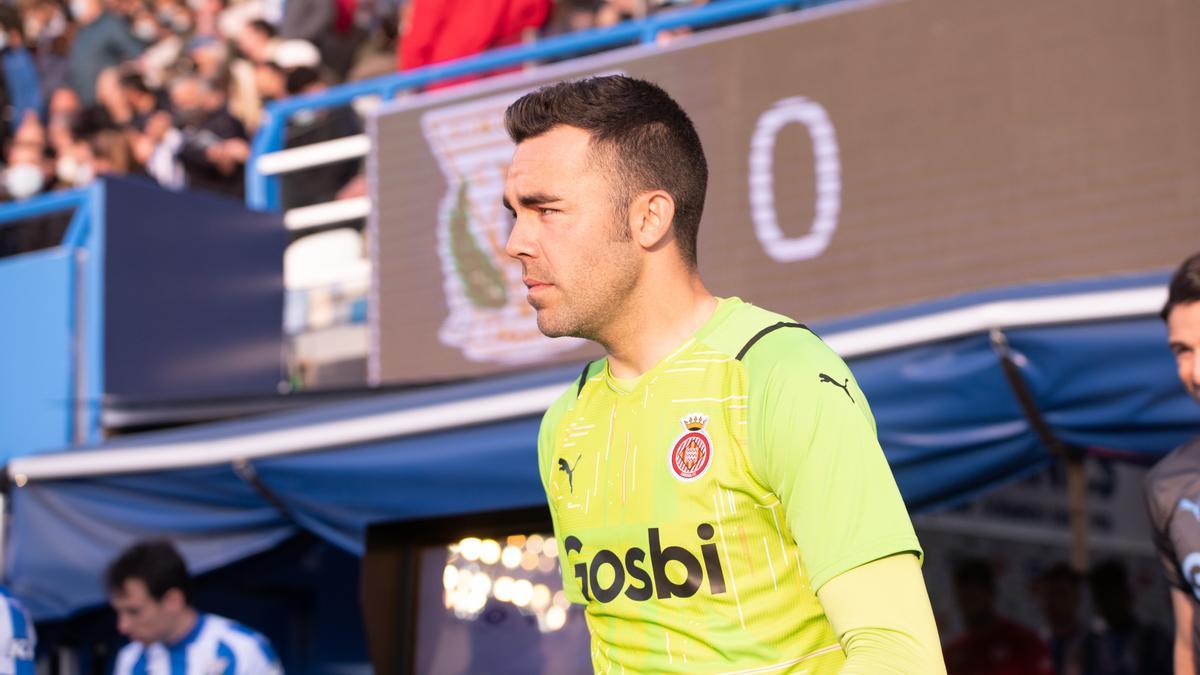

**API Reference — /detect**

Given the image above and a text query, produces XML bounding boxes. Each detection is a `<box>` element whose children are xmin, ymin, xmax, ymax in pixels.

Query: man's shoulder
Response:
<box><xmin>702</xmin><ymin>298</ymin><xmax>820</xmax><ymax>361</ymax></box>
<box><xmin>205</xmin><ymin>613</ymin><xmax>270</xmax><ymax>642</ymax></box>
<box><xmin>1146</xmin><ymin>436</ymin><xmax>1200</xmax><ymax>519</ymax></box>
<box><xmin>540</xmin><ymin>362</ymin><xmax>602</xmax><ymax>427</ymax></box>
<box><xmin>113</xmin><ymin>640</ymin><xmax>146</xmax><ymax>674</ymax></box>
<box><xmin>204</xmin><ymin>614</ymin><xmax>278</xmax><ymax>665</ymax></box>
<box><xmin>1148</xmin><ymin>436</ymin><xmax>1200</xmax><ymax>487</ymax></box>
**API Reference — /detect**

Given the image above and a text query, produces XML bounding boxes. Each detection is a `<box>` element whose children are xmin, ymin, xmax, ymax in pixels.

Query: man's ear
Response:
<box><xmin>630</xmin><ymin>190</ymin><xmax>676</xmax><ymax>251</ymax></box>
<box><xmin>162</xmin><ymin>588</ymin><xmax>187</xmax><ymax>612</ymax></box>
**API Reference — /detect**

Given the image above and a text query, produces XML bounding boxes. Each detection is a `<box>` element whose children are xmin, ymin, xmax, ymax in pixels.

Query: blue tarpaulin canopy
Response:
<box><xmin>8</xmin><ymin>272</ymin><xmax>1199</xmax><ymax>620</ymax></box>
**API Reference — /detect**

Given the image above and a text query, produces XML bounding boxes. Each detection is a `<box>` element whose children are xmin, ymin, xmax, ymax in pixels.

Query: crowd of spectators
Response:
<box><xmin>0</xmin><ymin>0</ymin><xmax>715</xmax><ymax>208</ymax></box>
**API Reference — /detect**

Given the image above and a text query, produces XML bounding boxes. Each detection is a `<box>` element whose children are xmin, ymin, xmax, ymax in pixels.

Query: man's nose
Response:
<box><xmin>505</xmin><ymin>215</ymin><xmax>536</xmax><ymax>260</ymax></box>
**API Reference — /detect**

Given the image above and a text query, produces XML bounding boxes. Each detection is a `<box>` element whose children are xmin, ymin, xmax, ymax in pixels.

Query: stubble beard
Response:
<box><xmin>534</xmin><ymin>244</ymin><xmax>639</xmax><ymax>343</ymax></box>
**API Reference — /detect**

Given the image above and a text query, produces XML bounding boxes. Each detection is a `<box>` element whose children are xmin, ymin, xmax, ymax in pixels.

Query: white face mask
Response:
<box><xmin>56</xmin><ymin>155</ymin><xmax>78</xmax><ymax>184</ymax></box>
<box><xmin>45</xmin><ymin>13</ymin><xmax>67</xmax><ymax>38</ymax></box>
<box><xmin>75</xmin><ymin>163</ymin><xmax>95</xmax><ymax>185</ymax></box>
<box><xmin>134</xmin><ymin>21</ymin><xmax>158</xmax><ymax>41</ymax></box>
<box><xmin>6</xmin><ymin>164</ymin><xmax>44</xmax><ymax>199</ymax></box>
<box><xmin>70</xmin><ymin>0</ymin><xmax>90</xmax><ymax>21</ymax></box>
<box><xmin>291</xmin><ymin>109</ymin><xmax>317</xmax><ymax>126</ymax></box>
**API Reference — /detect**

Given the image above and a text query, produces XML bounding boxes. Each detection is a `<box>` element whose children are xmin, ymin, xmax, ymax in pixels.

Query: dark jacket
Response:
<box><xmin>176</xmin><ymin>107</ymin><xmax>248</xmax><ymax>199</ymax></box>
<box><xmin>67</xmin><ymin>13</ymin><xmax>143</xmax><ymax>104</ymax></box>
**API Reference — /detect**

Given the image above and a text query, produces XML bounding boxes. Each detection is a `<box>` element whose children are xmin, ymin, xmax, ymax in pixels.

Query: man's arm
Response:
<box><xmin>107</xmin><ymin>20</ymin><xmax>146</xmax><ymax>62</ymax></box>
<box><xmin>817</xmin><ymin>553</ymin><xmax>945</xmax><ymax>674</ymax></box>
<box><xmin>746</xmin><ymin>330</ymin><xmax>923</xmax><ymax>592</ymax></box>
<box><xmin>1172</xmin><ymin>586</ymin><xmax>1195</xmax><ymax>675</ymax></box>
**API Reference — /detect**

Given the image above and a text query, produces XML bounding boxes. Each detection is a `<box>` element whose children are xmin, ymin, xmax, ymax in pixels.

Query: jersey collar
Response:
<box><xmin>602</xmin><ymin>296</ymin><xmax>742</xmax><ymax>394</ymax></box>
<box><xmin>166</xmin><ymin>613</ymin><xmax>206</xmax><ymax>651</ymax></box>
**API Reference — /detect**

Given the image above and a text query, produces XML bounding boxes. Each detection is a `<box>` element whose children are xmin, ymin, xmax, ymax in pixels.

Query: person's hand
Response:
<box><xmin>205</xmin><ymin>139</ymin><xmax>250</xmax><ymax>174</ymax></box>
<box><xmin>206</xmin><ymin>145</ymin><xmax>233</xmax><ymax>174</ymax></box>
<box><xmin>145</xmin><ymin>111</ymin><xmax>172</xmax><ymax>141</ymax></box>
<box><xmin>222</xmin><ymin>138</ymin><xmax>250</xmax><ymax>163</ymax></box>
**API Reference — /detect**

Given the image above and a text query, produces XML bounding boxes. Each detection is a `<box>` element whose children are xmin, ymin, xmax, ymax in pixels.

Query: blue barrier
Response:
<box><xmin>246</xmin><ymin>0</ymin><xmax>830</xmax><ymax>210</ymax></box>
<box><xmin>0</xmin><ymin>187</ymin><xmax>104</xmax><ymax>462</ymax></box>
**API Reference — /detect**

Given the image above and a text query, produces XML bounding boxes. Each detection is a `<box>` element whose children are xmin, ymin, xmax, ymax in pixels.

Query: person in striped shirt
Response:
<box><xmin>502</xmin><ymin>75</ymin><xmax>945</xmax><ymax>673</ymax></box>
<box><xmin>107</xmin><ymin>540</ymin><xmax>282</xmax><ymax>675</ymax></box>
<box><xmin>0</xmin><ymin>586</ymin><xmax>35</xmax><ymax>675</ymax></box>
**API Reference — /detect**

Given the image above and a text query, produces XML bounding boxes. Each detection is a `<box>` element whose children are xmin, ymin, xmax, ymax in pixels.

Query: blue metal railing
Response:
<box><xmin>0</xmin><ymin>189</ymin><xmax>86</xmax><ymax>229</ymax></box>
<box><xmin>246</xmin><ymin>0</ymin><xmax>834</xmax><ymax>210</ymax></box>
<box><xmin>0</xmin><ymin>186</ymin><xmax>105</xmax><ymax>460</ymax></box>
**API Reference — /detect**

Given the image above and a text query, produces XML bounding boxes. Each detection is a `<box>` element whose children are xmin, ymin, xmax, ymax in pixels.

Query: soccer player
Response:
<box><xmin>1145</xmin><ymin>251</ymin><xmax>1200</xmax><ymax>674</ymax></box>
<box><xmin>503</xmin><ymin>75</ymin><xmax>944</xmax><ymax>672</ymax></box>
<box><xmin>0</xmin><ymin>586</ymin><xmax>35</xmax><ymax>675</ymax></box>
<box><xmin>107</xmin><ymin>540</ymin><xmax>282</xmax><ymax>675</ymax></box>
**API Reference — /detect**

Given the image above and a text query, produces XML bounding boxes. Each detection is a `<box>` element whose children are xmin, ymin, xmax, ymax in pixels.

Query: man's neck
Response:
<box><xmin>165</xmin><ymin>608</ymin><xmax>200</xmax><ymax>646</ymax></box>
<box><xmin>601</xmin><ymin>273</ymin><xmax>717</xmax><ymax>379</ymax></box>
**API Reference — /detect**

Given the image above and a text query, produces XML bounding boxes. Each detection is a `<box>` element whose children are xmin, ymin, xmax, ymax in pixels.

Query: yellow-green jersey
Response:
<box><xmin>537</xmin><ymin>298</ymin><xmax>922</xmax><ymax>673</ymax></box>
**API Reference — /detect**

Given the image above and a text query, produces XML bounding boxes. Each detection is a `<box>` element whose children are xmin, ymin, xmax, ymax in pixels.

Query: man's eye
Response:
<box><xmin>539</xmin><ymin>208</ymin><xmax>558</xmax><ymax>216</ymax></box>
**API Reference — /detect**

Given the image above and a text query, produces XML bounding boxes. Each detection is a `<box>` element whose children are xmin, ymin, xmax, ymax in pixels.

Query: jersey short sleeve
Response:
<box><xmin>112</xmin><ymin>643</ymin><xmax>145</xmax><ymax>675</ymax></box>
<box><xmin>1145</xmin><ymin>463</ymin><xmax>1185</xmax><ymax>593</ymax></box>
<box><xmin>1145</xmin><ymin>438</ymin><xmax>1200</xmax><ymax>595</ymax></box>
<box><xmin>0</xmin><ymin>590</ymin><xmax>35</xmax><ymax>675</ymax></box>
<box><xmin>742</xmin><ymin>328</ymin><xmax>921</xmax><ymax>592</ymax></box>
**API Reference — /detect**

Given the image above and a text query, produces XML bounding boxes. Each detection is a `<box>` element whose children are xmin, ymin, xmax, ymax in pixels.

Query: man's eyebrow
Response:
<box><xmin>504</xmin><ymin>193</ymin><xmax>563</xmax><ymax>211</ymax></box>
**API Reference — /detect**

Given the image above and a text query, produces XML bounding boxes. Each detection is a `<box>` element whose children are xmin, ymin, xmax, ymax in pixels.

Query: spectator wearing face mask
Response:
<box><xmin>67</xmin><ymin>0</ymin><xmax>145</xmax><ymax>104</ymax></box>
<box><xmin>154</xmin><ymin>0</ymin><xmax>194</xmax><ymax>35</ymax></box>
<box><xmin>4</xmin><ymin>112</ymin><xmax>49</xmax><ymax>200</ymax></box>
<box><xmin>0</xmin><ymin>7</ymin><xmax>44</xmax><ymax>124</ymax></box>
<box><xmin>0</xmin><ymin>110</ymin><xmax>70</xmax><ymax>257</ymax></box>
<box><xmin>128</xmin><ymin>6</ymin><xmax>163</xmax><ymax>44</ymax></box>
<box><xmin>252</xmin><ymin>38</ymin><xmax>319</xmax><ymax>108</ymax></box>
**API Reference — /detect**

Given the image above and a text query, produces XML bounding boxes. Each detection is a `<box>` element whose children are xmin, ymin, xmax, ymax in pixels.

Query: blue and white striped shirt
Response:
<box><xmin>0</xmin><ymin>586</ymin><xmax>35</xmax><ymax>675</ymax></box>
<box><xmin>113</xmin><ymin>614</ymin><xmax>281</xmax><ymax>675</ymax></box>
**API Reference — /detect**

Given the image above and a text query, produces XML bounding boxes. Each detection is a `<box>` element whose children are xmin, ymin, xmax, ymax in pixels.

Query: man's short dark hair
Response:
<box><xmin>1163</xmin><ymin>252</ymin><xmax>1200</xmax><ymax>321</ymax></box>
<box><xmin>953</xmin><ymin>557</ymin><xmax>995</xmax><ymax>592</ymax></box>
<box><xmin>285</xmin><ymin>66</ymin><xmax>322</xmax><ymax>96</ymax></box>
<box><xmin>503</xmin><ymin>75</ymin><xmax>709</xmax><ymax>267</ymax></box>
<box><xmin>119</xmin><ymin>71</ymin><xmax>151</xmax><ymax>95</ymax></box>
<box><xmin>106</xmin><ymin>540</ymin><xmax>191</xmax><ymax>602</ymax></box>
<box><xmin>248</xmin><ymin>19</ymin><xmax>276</xmax><ymax>39</ymax></box>
<box><xmin>0</xmin><ymin>6</ymin><xmax>22</xmax><ymax>37</ymax></box>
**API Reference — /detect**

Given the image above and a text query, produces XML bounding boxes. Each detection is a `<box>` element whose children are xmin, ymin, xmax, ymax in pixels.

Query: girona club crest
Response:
<box><xmin>669</xmin><ymin>414</ymin><xmax>714</xmax><ymax>482</ymax></box>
